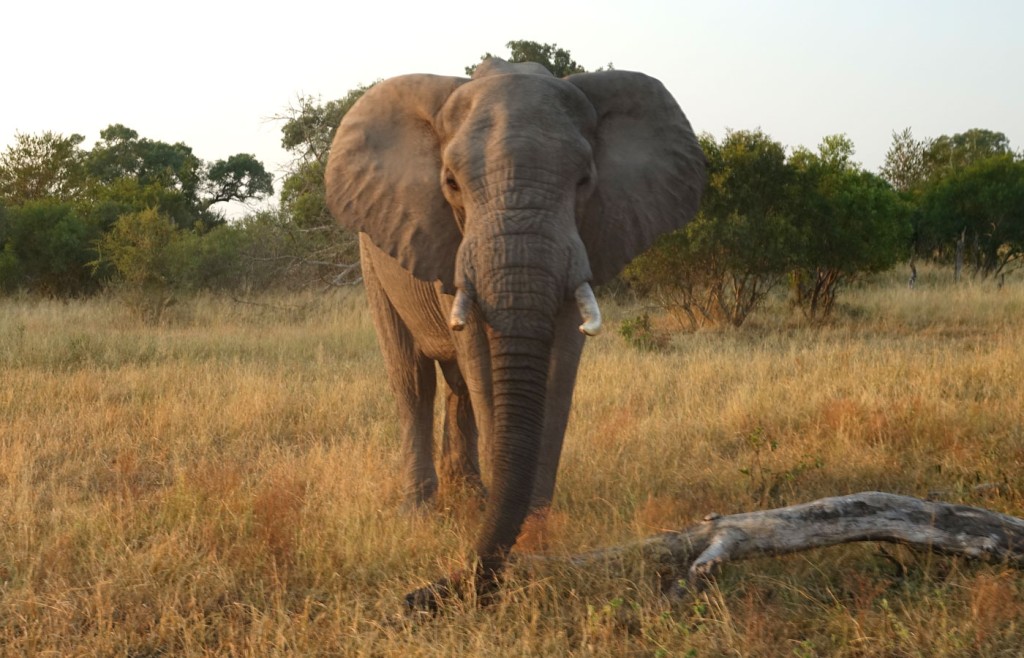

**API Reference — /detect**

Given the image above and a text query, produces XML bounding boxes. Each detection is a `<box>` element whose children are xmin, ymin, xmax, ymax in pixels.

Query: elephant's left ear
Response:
<box><xmin>567</xmin><ymin>71</ymin><xmax>707</xmax><ymax>285</ymax></box>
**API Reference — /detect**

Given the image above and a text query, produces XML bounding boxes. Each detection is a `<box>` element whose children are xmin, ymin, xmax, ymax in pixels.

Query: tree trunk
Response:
<box><xmin>955</xmin><ymin>228</ymin><xmax>966</xmax><ymax>283</ymax></box>
<box><xmin>520</xmin><ymin>492</ymin><xmax>1024</xmax><ymax>591</ymax></box>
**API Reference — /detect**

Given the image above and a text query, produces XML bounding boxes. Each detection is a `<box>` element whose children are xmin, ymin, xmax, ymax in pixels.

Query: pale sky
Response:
<box><xmin>3</xmin><ymin>0</ymin><xmax>1022</xmax><ymax>208</ymax></box>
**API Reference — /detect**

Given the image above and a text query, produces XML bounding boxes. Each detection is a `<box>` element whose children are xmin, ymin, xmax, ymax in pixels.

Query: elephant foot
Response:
<box><xmin>403</xmin><ymin>567</ymin><xmax>502</xmax><ymax>614</ymax></box>
<box><xmin>403</xmin><ymin>575</ymin><xmax>458</xmax><ymax>615</ymax></box>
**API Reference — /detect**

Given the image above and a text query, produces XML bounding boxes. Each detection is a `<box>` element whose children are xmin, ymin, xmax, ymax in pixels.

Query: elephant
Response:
<box><xmin>325</xmin><ymin>58</ymin><xmax>706</xmax><ymax>609</ymax></box>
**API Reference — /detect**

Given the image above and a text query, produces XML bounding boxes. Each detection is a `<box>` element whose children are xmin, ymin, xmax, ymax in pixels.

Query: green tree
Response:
<box><xmin>92</xmin><ymin>207</ymin><xmax>186</xmax><ymax>319</ymax></box>
<box><xmin>87</xmin><ymin>125</ymin><xmax>204</xmax><ymax>210</ymax></box>
<box><xmin>85</xmin><ymin>124</ymin><xmax>273</xmax><ymax>228</ymax></box>
<box><xmin>271</xmin><ymin>87</ymin><xmax>374</xmax><ymax>285</ymax></box>
<box><xmin>0</xmin><ymin>203</ymin><xmax>15</xmax><ymax>287</ymax></box>
<box><xmin>94</xmin><ymin>207</ymin><xmax>180</xmax><ymax>287</ymax></box>
<box><xmin>0</xmin><ymin>199</ymin><xmax>102</xmax><ymax>295</ymax></box>
<box><xmin>881</xmin><ymin>127</ymin><xmax>930</xmax><ymax>193</ymax></box>
<box><xmin>276</xmin><ymin>88</ymin><xmax>370</xmax><ymax>227</ymax></box>
<box><xmin>0</xmin><ymin>131</ymin><xmax>86</xmax><ymax>204</ymax></box>
<box><xmin>626</xmin><ymin>130</ymin><xmax>796</xmax><ymax>328</ymax></box>
<box><xmin>205</xmin><ymin>153</ymin><xmax>274</xmax><ymax>209</ymax></box>
<box><xmin>924</xmin><ymin>128</ymin><xmax>1012</xmax><ymax>181</ymax></box>
<box><xmin>918</xmin><ymin>155</ymin><xmax>1024</xmax><ymax>279</ymax></box>
<box><xmin>466</xmin><ymin>40</ymin><xmax>590</xmax><ymax>77</ymax></box>
<box><xmin>880</xmin><ymin>127</ymin><xmax>1021</xmax><ymax>277</ymax></box>
<box><xmin>0</xmin><ymin>124</ymin><xmax>275</xmax><ymax>297</ymax></box>
<box><xmin>789</xmin><ymin>136</ymin><xmax>908</xmax><ymax>318</ymax></box>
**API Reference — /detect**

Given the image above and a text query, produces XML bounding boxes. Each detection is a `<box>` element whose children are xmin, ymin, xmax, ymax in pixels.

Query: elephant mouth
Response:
<box><xmin>448</xmin><ymin>282</ymin><xmax>602</xmax><ymax>336</ymax></box>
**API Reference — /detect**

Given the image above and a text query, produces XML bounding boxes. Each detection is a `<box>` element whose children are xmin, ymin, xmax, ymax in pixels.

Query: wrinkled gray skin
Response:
<box><xmin>325</xmin><ymin>58</ymin><xmax>705</xmax><ymax>609</ymax></box>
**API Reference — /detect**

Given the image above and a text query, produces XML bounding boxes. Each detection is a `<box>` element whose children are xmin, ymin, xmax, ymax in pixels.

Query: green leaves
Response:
<box><xmin>880</xmin><ymin>128</ymin><xmax>928</xmax><ymax>193</ymax></box>
<box><xmin>466</xmin><ymin>40</ymin><xmax>589</xmax><ymax>77</ymax></box>
<box><xmin>205</xmin><ymin>153</ymin><xmax>274</xmax><ymax>208</ymax></box>
<box><xmin>626</xmin><ymin>130</ymin><xmax>799</xmax><ymax>328</ymax></box>
<box><xmin>788</xmin><ymin>137</ymin><xmax>908</xmax><ymax>318</ymax></box>
<box><xmin>0</xmin><ymin>199</ymin><xmax>103</xmax><ymax>295</ymax></box>
<box><xmin>883</xmin><ymin>127</ymin><xmax>1023</xmax><ymax>279</ymax></box>
<box><xmin>924</xmin><ymin>129</ymin><xmax>1012</xmax><ymax>180</ymax></box>
<box><xmin>627</xmin><ymin>131</ymin><xmax>908</xmax><ymax>325</ymax></box>
<box><xmin>94</xmin><ymin>207</ymin><xmax>180</xmax><ymax>288</ymax></box>
<box><xmin>0</xmin><ymin>125</ymin><xmax>275</xmax><ymax>295</ymax></box>
<box><xmin>919</xmin><ymin>155</ymin><xmax>1024</xmax><ymax>278</ymax></box>
<box><xmin>0</xmin><ymin>132</ymin><xmax>86</xmax><ymax>204</ymax></box>
<box><xmin>278</xmin><ymin>87</ymin><xmax>371</xmax><ymax>166</ymax></box>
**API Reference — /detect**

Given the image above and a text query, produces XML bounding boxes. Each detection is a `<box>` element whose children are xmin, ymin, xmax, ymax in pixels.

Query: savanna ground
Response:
<box><xmin>1</xmin><ymin>267</ymin><xmax>1022</xmax><ymax>656</ymax></box>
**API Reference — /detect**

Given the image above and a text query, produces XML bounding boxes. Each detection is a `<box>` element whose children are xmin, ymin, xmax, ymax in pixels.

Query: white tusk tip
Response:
<box><xmin>449</xmin><ymin>288</ymin><xmax>472</xmax><ymax>332</ymax></box>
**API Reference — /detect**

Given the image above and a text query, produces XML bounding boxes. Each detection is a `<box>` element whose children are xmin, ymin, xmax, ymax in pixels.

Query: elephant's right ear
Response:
<box><xmin>326</xmin><ymin>74</ymin><xmax>468</xmax><ymax>287</ymax></box>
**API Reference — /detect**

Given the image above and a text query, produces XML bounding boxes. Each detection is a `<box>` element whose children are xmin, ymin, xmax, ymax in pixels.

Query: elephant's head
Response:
<box><xmin>326</xmin><ymin>58</ymin><xmax>705</xmax><ymax>603</ymax></box>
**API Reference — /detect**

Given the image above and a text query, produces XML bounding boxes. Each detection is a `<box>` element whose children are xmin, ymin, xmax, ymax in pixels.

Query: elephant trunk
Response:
<box><xmin>452</xmin><ymin>219</ymin><xmax>598</xmax><ymax>577</ymax></box>
<box><xmin>474</xmin><ymin>333</ymin><xmax>551</xmax><ymax>573</ymax></box>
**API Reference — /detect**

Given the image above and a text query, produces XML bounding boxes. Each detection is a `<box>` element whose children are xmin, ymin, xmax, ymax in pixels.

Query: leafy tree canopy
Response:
<box><xmin>924</xmin><ymin>128</ymin><xmax>1012</xmax><ymax>180</ymax></box>
<box><xmin>789</xmin><ymin>136</ymin><xmax>908</xmax><ymax>317</ymax></box>
<box><xmin>86</xmin><ymin>125</ymin><xmax>203</xmax><ymax>204</ymax></box>
<box><xmin>918</xmin><ymin>154</ymin><xmax>1024</xmax><ymax>278</ymax></box>
<box><xmin>880</xmin><ymin>127</ymin><xmax>929</xmax><ymax>193</ymax></box>
<box><xmin>885</xmin><ymin>127</ymin><xmax>1021</xmax><ymax>274</ymax></box>
<box><xmin>275</xmin><ymin>87</ymin><xmax>373</xmax><ymax>230</ymax></box>
<box><xmin>466</xmin><ymin>40</ymin><xmax>590</xmax><ymax>77</ymax></box>
<box><xmin>629</xmin><ymin>131</ymin><xmax>908</xmax><ymax>324</ymax></box>
<box><xmin>626</xmin><ymin>130</ymin><xmax>800</xmax><ymax>328</ymax></box>
<box><xmin>0</xmin><ymin>131</ymin><xmax>86</xmax><ymax>205</ymax></box>
<box><xmin>205</xmin><ymin>153</ymin><xmax>275</xmax><ymax>208</ymax></box>
<box><xmin>0</xmin><ymin>124</ymin><xmax>273</xmax><ymax>294</ymax></box>
<box><xmin>703</xmin><ymin>129</ymin><xmax>793</xmax><ymax>226</ymax></box>
<box><xmin>0</xmin><ymin>199</ymin><xmax>103</xmax><ymax>295</ymax></box>
<box><xmin>279</xmin><ymin>87</ymin><xmax>372</xmax><ymax>167</ymax></box>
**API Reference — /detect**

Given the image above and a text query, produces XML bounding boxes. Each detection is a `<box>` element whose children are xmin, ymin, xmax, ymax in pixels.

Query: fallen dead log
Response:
<box><xmin>523</xmin><ymin>491</ymin><xmax>1024</xmax><ymax>591</ymax></box>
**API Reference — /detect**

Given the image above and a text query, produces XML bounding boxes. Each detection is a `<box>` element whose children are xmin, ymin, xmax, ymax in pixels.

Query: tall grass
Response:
<box><xmin>1</xmin><ymin>275</ymin><xmax>1022</xmax><ymax>655</ymax></box>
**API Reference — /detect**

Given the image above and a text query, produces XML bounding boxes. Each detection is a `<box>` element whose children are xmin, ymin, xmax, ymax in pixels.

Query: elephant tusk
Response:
<box><xmin>575</xmin><ymin>283</ymin><xmax>602</xmax><ymax>336</ymax></box>
<box><xmin>449</xmin><ymin>288</ymin><xmax>473</xmax><ymax>331</ymax></box>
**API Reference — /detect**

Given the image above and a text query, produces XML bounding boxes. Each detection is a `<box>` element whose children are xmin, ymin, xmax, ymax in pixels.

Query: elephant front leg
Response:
<box><xmin>361</xmin><ymin>242</ymin><xmax>439</xmax><ymax>505</ymax></box>
<box><xmin>438</xmin><ymin>361</ymin><xmax>485</xmax><ymax>502</ymax></box>
<box><xmin>394</xmin><ymin>356</ymin><xmax>440</xmax><ymax>505</ymax></box>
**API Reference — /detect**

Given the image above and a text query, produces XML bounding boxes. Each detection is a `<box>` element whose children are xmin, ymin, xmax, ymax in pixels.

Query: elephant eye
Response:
<box><xmin>445</xmin><ymin>175</ymin><xmax>460</xmax><ymax>192</ymax></box>
<box><xmin>577</xmin><ymin>175</ymin><xmax>591</xmax><ymax>187</ymax></box>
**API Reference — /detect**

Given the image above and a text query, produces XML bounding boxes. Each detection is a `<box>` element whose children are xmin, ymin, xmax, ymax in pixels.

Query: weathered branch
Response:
<box><xmin>522</xmin><ymin>492</ymin><xmax>1024</xmax><ymax>590</ymax></box>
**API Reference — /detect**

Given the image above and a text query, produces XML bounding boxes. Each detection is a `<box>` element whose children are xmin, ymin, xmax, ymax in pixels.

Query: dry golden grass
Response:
<box><xmin>1</xmin><ymin>272</ymin><xmax>1022</xmax><ymax>656</ymax></box>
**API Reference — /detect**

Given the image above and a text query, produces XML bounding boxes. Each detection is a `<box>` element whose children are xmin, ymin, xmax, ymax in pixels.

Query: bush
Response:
<box><xmin>0</xmin><ymin>199</ymin><xmax>102</xmax><ymax>295</ymax></box>
<box><xmin>788</xmin><ymin>154</ymin><xmax>910</xmax><ymax>319</ymax></box>
<box><xmin>618</xmin><ymin>313</ymin><xmax>669</xmax><ymax>351</ymax></box>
